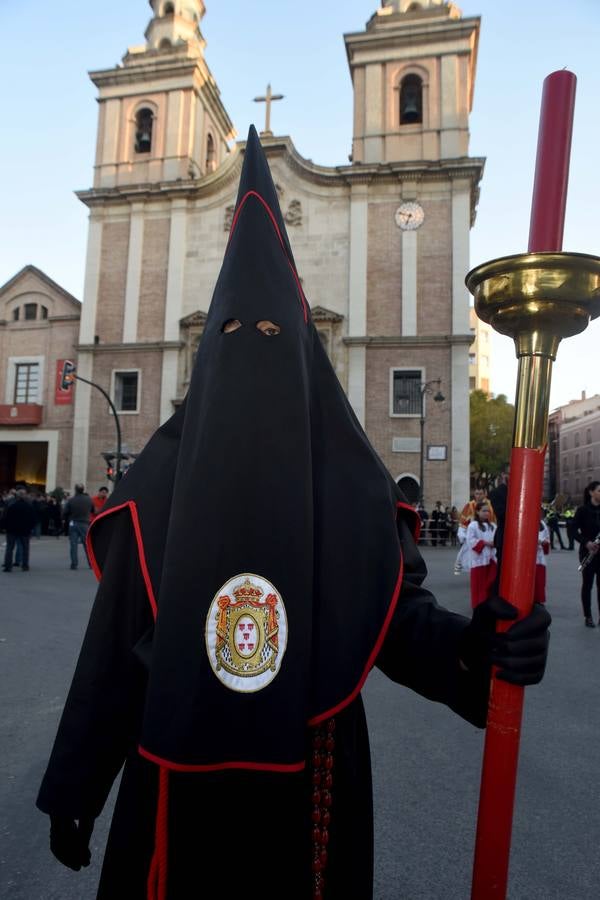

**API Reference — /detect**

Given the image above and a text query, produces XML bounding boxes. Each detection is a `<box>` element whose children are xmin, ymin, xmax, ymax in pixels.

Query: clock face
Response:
<box><xmin>395</xmin><ymin>202</ymin><xmax>425</xmax><ymax>231</ymax></box>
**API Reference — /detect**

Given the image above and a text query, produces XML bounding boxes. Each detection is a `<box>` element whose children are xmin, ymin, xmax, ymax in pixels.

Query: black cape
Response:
<box><xmin>38</xmin><ymin>127</ymin><xmax>489</xmax><ymax>899</ymax></box>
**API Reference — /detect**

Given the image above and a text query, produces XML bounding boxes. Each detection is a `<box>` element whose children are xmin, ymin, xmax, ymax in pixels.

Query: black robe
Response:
<box><xmin>37</xmin><ymin>507</ymin><xmax>488</xmax><ymax>900</ymax></box>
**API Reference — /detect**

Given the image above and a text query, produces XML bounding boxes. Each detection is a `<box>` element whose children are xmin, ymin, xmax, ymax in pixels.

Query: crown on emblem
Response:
<box><xmin>233</xmin><ymin>578</ymin><xmax>264</xmax><ymax>601</ymax></box>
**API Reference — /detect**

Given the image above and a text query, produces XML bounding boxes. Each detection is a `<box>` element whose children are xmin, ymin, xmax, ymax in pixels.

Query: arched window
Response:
<box><xmin>205</xmin><ymin>133</ymin><xmax>216</xmax><ymax>172</ymax></box>
<box><xmin>400</xmin><ymin>74</ymin><xmax>423</xmax><ymax>125</ymax></box>
<box><xmin>407</xmin><ymin>2</ymin><xmax>422</xmax><ymax>10</ymax></box>
<box><xmin>135</xmin><ymin>108</ymin><xmax>154</xmax><ymax>154</ymax></box>
<box><xmin>159</xmin><ymin>37</ymin><xmax>172</xmax><ymax>49</ymax></box>
<box><xmin>163</xmin><ymin>2</ymin><xmax>175</xmax><ymax>13</ymax></box>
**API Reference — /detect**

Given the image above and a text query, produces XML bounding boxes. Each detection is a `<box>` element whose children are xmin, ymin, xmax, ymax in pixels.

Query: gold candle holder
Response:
<box><xmin>467</xmin><ymin>251</ymin><xmax>600</xmax><ymax>448</ymax></box>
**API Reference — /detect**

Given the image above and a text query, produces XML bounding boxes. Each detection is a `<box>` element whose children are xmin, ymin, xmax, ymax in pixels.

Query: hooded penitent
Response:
<box><xmin>89</xmin><ymin>125</ymin><xmax>417</xmax><ymax>772</ymax></box>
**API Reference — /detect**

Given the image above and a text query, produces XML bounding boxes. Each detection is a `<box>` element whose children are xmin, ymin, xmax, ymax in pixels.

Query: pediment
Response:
<box><xmin>180</xmin><ymin>309</ymin><xmax>208</xmax><ymax>327</ymax></box>
<box><xmin>311</xmin><ymin>305</ymin><xmax>344</xmax><ymax>323</ymax></box>
<box><xmin>0</xmin><ymin>265</ymin><xmax>80</xmax><ymax>320</ymax></box>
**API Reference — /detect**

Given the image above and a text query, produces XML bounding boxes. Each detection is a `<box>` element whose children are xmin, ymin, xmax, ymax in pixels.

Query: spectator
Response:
<box><xmin>430</xmin><ymin>501</ymin><xmax>445</xmax><ymax>547</ymax></box>
<box><xmin>546</xmin><ymin>504</ymin><xmax>565</xmax><ymax>551</ymax></box>
<box><xmin>91</xmin><ymin>486</ymin><xmax>110</xmax><ymax>518</ymax></box>
<box><xmin>2</xmin><ymin>489</ymin><xmax>36</xmax><ymax>572</ymax></box>
<box><xmin>64</xmin><ymin>485</ymin><xmax>94</xmax><ymax>570</ymax></box>
<box><xmin>573</xmin><ymin>480</ymin><xmax>600</xmax><ymax>628</ymax></box>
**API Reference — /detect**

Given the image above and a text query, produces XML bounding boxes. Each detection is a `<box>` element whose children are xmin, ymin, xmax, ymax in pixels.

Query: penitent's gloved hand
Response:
<box><xmin>459</xmin><ymin>596</ymin><xmax>551</xmax><ymax>686</ymax></box>
<box><xmin>49</xmin><ymin>815</ymin><xmax>94</xmax><ymax>871</ymax></box>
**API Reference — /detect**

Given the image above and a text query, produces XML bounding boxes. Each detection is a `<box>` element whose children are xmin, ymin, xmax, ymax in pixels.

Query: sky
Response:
<box><xmin>1</xmin><ymin>0</ymin><xmax>599</xmax><ymax>410</ymax></box>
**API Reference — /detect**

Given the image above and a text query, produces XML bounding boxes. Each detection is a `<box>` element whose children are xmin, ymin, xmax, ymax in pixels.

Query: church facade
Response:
<box><xmin>70</xmin><ymin>0</ymin><xmax>483</xmax><ymax>507</ymax></box>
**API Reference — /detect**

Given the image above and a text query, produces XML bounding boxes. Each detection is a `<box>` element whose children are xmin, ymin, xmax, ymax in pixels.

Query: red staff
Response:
<box><xmin>467</xmin><ymin>70</ymin><xmax>600</xmax><ymax>898</ymax></box>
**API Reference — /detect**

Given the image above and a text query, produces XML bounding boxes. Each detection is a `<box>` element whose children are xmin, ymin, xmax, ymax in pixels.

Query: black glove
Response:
<box><xmin>459</xmin><ymin>596</ymin><xmax>551</xmax><ymax>686</ymax></box>
<box><xmin>49</xmin><ymin>815</ymin><xmax>94</xmax><ymax>871</ymax></box>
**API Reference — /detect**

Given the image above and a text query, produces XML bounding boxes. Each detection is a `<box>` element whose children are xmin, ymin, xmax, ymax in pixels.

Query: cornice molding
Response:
<box><xmin>344</xmin><ymin>333</ymin><xmax>475</xmax><ymax>347</ymax></box>
<box><xmin>76</xmin><ymin>340</ymin><xmax>182</xmax><ymax>353</ymax></box>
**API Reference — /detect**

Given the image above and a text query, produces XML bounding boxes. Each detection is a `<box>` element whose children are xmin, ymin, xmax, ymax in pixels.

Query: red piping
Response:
<box><xmin>228</xmin><ymin>189</ymin><xmax>308</xmax><ymax>323</ymax></box>
<box><xmin>138</xmin><ymin>744</ymin><xmax>305</xmax><ymax>773</ymax></box>
<box><xmin>87</xmin><ymin>500</ymin><xmax>158</xmax><ymax>620</ymax></box>
<box><xmin>147</xmin><ymin>767</ymin><xmax>169</xmax><ymax>900</ymax></box>
<box><xmin>308</xmin><ymin>552</ymin><xmax>404</xmax><ymax>726</ymax></box>
<box><xmin>396</xmin><ymin>501</ymin><xmax>421</xmax><ymax>543</ymax></box>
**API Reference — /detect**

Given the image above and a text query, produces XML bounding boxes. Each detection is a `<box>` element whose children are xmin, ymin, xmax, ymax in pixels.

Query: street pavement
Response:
<box><xmin>1</xmin><ymin>536</ymin><xmax>599</xmax><ymax>899</ymax></box>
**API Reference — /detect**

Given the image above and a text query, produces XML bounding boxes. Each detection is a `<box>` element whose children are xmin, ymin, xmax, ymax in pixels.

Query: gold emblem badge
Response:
<box><xmin>205</xmin><ymin>574</ymin><xmax>288</xmax><ymax>692</ymax></box>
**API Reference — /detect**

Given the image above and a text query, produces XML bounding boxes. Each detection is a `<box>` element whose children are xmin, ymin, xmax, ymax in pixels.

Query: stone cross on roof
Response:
<box><xmin>253</xmin><ymin>84</ymin><xmax>284</xmax><ymax>136</ymax></box>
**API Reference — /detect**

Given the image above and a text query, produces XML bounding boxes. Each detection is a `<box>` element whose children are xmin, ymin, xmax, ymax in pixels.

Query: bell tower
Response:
<box><xmin>89</xmin><ymin>0</ymin><xmax>234</xmax><ymax>188</ymax></box>
<box><xmin>70</xmin><ymin>1</ymin><xmax>236</xmax><ymax>487</ymax></box>
<box><xmin>345</xmin><ymin>0</ymin><xmax>479</xmax><ymax>164</ymax></box>
<box><xmin>343</xmin><ymin>1</ymin><xmax>484</xmax><ymax>507</ymax></box>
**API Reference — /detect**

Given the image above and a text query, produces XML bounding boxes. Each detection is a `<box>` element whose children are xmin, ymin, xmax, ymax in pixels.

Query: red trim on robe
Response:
<box><xmin>228</xmin><ymin>189</ymin><xmax>308</xmax><ymax>323</ymax></box>
<box><xmin>87</xmin><ymin>500</ymin><xmax>158</xmax><ymax>621</ymax></box>
<box><xmin>397</xmin><ymin>501</ymin><xmax>421</xmax><ymax>543</ymax></box>
<box><xmin>138</xmin><ymin>745</ymin><xmax>306</xmax><ymax>773</ymax></box>
<box><xmin>147</xmin><ymin>767</ymin><xmax>169</xmax><ymax>900</ymax></box>
<box><xmin>307</xmin><ymin>552</ymin><xmax>405</xmax><ymax>726</ymax></box>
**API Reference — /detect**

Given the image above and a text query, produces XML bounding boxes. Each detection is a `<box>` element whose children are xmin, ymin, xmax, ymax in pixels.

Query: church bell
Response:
<box><xmin>401</xmin><ymin>92</ymin><xmax>420</xmax><ymax>124</ymax></box>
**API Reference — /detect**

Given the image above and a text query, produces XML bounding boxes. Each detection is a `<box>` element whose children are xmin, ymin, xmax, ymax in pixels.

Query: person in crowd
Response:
<box><xmin>573</xmin><ymin>480</ymin><xmax>600</xmax><ymax>628</ymax></box>
<box><xmin>63</xmin><ymin>484</ymin><xmax>94</xmax><ymax>570</ymax></box>
<box><xmin>534</xmin><ymin>509</ymin><xmax>550</xmax><ymax>604</ymax></box>
<box><xmin>466</xmin><ymin>501</ymin><xmax>497</xmax><ymax>608</ymax></box>
<box><xmin>454</xmin><ymin>488</ymin><xmax>496</xmax><ymax>575</ymax></box>
<box><xmin>563</xmin><ymin>504</ymin><xmax>576</xmax><ymax>550</ymax></box>
<box><xmin>449</xmin><ymin>506</ymin><xmax>459</xmax><ymax>547</ymax></box>
<box><xmin>91</xmin><ymin>486</ymin><xmax>110</xmax><ymax>518</ymax></box>
<box><xmin>36</xmin><ymin>126</ymin><xmax>551</xmax><ymax>900</ymax></box>
<box><xmin>546</xmin><ymin>504</ymin><xmax>565</xmax><ymax>551</ymax></box>
<box><xmin>430</xmin><ymin>501</ymin><xmax>445</xmax><ymax>546</ymax></box>
<box><xmin>46</xmin><ymin>496</ymin><xmax>63</xmax><ymax>537</ymax></box>
<box><xmin>416</xmin><ymin>502</ymin><xmax>429</xmax><ymax>545</ymax></box>
<box><xmin>2</xmin><ymin>488</ymin><xmax>36</xmax><ymax>572</ymax></box>
<box><xmin>488</xmin><ymin>471</ymin><xmax>509</xmax><ymax>577</ymax></box>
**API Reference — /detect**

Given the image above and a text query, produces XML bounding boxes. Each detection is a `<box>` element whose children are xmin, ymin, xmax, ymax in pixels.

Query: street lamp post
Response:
<box><xmin>418</xmin><ymin>378</ymin><xmax>445</xmax><ymax>506</ymax></box>
<box><xmin>72</xmin><ymin>373</ymin><xmax>124</xmax><ymax>486</ymax></box>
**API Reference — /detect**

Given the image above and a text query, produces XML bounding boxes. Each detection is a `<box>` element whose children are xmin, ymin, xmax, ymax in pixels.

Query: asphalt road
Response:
<box><xmin>1</xmin><ymin>537</ymin><xmax>599</xmax><ymax>899</ymax></box>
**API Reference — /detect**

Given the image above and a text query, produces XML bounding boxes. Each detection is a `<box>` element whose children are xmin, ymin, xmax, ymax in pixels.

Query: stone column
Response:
<box><xmin>347</xmin><ymin>182</ymin><xmax>369</xmax><ymax>425</ymax></box>
<box><xmin>71</xmin><ymin>214</ymin><xmax>103</xmax><ymax>486</ymax></box>
<box><xmin>160</xmin><ymin>198</ymin><xmax>188</xmax><ymax>423</ymax></box>
<box><xmin>451</xmin><ymin>178</ymin><xmax>472</xmax><ymax>505</ymax></box>
<box><xmin>122</xmin><ymin>203</ymin><xmax>146</xmax><ymax>342</ymax></box>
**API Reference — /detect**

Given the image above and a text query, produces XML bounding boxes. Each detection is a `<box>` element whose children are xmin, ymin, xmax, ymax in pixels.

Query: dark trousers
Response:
<box><xmin>4</xmin><ymin>534</ymin><xmax>30</xmax><ymax>570</ymax></box>
<box><xmin>549</xmin><ymin>521</ymin><xmax>565</xmax><ymax>549</ymax></box>
<box><xmin>580</xmin><ymin>556</ymin><xmax>600</xmax><ymax>619</ymax></box>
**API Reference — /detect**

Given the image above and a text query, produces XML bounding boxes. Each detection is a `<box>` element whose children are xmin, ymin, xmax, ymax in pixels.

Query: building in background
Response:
<box><xmin>7</xmin><ymin>1</ymin><xmax>484</xmax><ymax>506</ymax></box>
<box><xmin>546</xmin><ymin>391</ymin><xmax>600</xmax><ymax>502</ymax></box>
<box><xmin>468</xmin><ymin>307</ymin><xmax>491</xmax><ymax>394</ymax></box>
<box><xmin>0</xmin><ymin>266</ymin><xmax>80</xmax><ymax>492</ymax></box>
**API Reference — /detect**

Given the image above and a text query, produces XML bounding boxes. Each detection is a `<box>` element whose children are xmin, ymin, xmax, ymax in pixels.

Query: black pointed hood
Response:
<box><xmin>89</xmin><ymin>126</ymin><xmax>417</xmax><ymax>771</ymax></box>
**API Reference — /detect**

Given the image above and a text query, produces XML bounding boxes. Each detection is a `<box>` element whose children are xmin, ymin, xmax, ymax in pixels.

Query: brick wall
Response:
<box><xmin>95</xmin><ymin>221</ymin><xmax>129</xmax><ymax>343</ymax></box>
<box><xmin>86</xmin><ymin>349</ymin><xmax>163</xmax><ymax>486</ymax></box>
<box><xmin>137</xmin><ymin>218</ymin><xmax>170</xmax><ymax>341</ymax></box>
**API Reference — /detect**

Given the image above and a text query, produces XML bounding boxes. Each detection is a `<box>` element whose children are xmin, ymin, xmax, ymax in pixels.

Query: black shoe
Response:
<box><xmin>585</xmin><ymin>617</ymin><xmax>595</xmax><ymax>628</ymax></box>
<box><xmin>21</xmin><ymin>565</ymin><xmax>29</xmax><ymax>571</ymax></box>
<box><xmin>70</xmin><ymin>564</ymin><xmax>77</xmax><ymax>570</ymax></box>
<box><xmin>2</xmin><ymin>567</ymin><xmax>11</xmax><ymax>572</ymax></box>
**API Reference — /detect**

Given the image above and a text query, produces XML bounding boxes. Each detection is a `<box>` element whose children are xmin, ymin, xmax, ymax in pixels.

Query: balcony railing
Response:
<box><xmin>0</xmin><ymin>403</ymin><xmax>43</xmax><ymax>426</ymax></box>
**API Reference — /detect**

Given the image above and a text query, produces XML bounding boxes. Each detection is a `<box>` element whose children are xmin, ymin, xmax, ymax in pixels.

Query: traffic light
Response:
<box><xmin>60</xmin><ymin>360</ymin><xmax>77</xmax><ymax>390</ymax></box>
<box><xmin>101</xmin><ymin>452</ymin><xmax>116</xmax><ymax>482</ymax></box>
